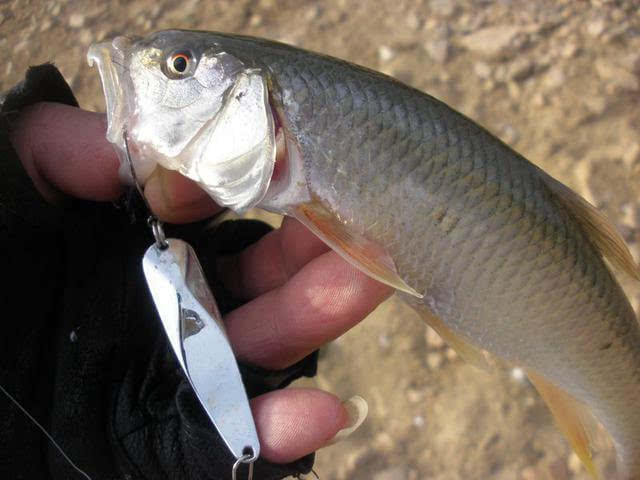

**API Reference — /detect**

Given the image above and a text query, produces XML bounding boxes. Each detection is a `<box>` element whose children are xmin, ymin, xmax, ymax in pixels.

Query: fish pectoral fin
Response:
<box><xmin>527</xmin><ymin>370</ymin><xmax>601</xmax><ymax>480</ymax></box>
<box><xmin>417</xmin><ymin>307</ymin><xmax>493</xmax><ymax>372</ymax></box>
<box><xmin>539</xmin><ymin>169</ymin><xmax>640</xmax><ymax>280</ymax></box>
<box><xmin>293</xmin><ymin>200</ymin><xmax>422</xmax><ymax>298</ymax></box>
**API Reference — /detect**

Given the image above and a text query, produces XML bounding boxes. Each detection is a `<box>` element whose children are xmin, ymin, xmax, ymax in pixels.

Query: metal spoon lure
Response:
<box><xmin>124</xmin><ymin>133</ymin><xmax>259</xmax><ymax>479</ymax></box>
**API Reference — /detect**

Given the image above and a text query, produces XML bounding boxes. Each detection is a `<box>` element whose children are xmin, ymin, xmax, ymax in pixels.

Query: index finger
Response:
<box><xmin>10</xmin><ymin>102</ymin><xmax>219</xmax><ymax>223</ymax></box>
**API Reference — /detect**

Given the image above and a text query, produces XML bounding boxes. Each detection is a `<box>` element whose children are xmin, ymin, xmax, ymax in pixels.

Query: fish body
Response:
<box><xmin>89</xmin><ymin>30</ymin><xmax>640</xmax><ymax>478</ymax></box>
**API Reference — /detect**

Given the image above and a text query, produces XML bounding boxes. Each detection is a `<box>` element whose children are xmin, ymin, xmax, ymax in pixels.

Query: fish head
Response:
<box><xmin>88</xmin><ymin>30</ymin><xmax>276</xmax><ymax>212</ymax></box>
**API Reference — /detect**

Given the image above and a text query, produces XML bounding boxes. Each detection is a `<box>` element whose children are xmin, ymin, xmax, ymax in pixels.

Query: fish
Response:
<box><xmin>88</xmin><ymin>29</ymin><xmax>640</xmax><ymax>479</ymax></box>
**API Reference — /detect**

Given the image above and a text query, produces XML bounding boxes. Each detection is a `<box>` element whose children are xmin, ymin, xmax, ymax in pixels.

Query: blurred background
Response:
<box><xmin>3</xmin><ymin>1</ymin><xmax>640</xmax><ymax>479</ymax></box>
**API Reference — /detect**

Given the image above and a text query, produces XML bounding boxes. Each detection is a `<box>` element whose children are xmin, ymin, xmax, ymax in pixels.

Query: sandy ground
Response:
<box><xmin>3</xmin><ymin>1</ymin><xmax>640</xmax><ymax>479</ymax></box>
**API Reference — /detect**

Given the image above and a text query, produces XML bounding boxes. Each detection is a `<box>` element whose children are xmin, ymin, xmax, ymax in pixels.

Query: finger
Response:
<box><xmin>225</xmin><ymin>251</ymin><xmax>392</xmax><ymax>370</ymax></box>
<box><xmin>252</xmin><ymin>388</ymin><xmax>351</xmax><ymax>464</ymax></box>
<box><xmin>10</xmin><ymin>102</ymin><xmax>220</xmax><ymax>223</ymax></box>
<box><xmin>9</xmin><ymin>102</ymin><xmax>123</xmax><ymax>202</ymax></box>
<box><xmin>144</xmin><ymin>167</ymin><xmax>222</xmax><ymax>224</ymax></box>
<box><xmin>219</xmin><ymin>217</ymin><xmax>330</xmax><ymax>300</ymax></box>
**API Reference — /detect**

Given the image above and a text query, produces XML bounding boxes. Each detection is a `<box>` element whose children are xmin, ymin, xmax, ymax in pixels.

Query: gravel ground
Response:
<box><xmin>3</xmin><ymin>1</ymin><xmax>640</xmax><ymax>479</ymax></box>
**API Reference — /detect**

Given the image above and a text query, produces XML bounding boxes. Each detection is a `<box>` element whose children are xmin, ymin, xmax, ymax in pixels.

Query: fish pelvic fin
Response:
<box><xmin>527</xmin><ymin>370</ymin><xmax>601</xmax><ymax>480</ymax></box>
<box><xmin>417</xmin><ymin>307</ymin><xmax>493</xmax><ymax>373</ymax></box>
<box><xmin>293</xmin><ymin>200</ymin><xmax>423</xmax><ymax>298</ymax></box>
<box><xmin>539</xmin><ymin>169</ymin><xmax>640</xmax><ymax>281</ymax></box>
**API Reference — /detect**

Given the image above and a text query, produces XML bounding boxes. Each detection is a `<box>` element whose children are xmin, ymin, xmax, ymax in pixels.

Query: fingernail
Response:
<box><xmin>326</xmin><ymin>395</ymin><xmax>368</xmax><ymax>446</ymax></box>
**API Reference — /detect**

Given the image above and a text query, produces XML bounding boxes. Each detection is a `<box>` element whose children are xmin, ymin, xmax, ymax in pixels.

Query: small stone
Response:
<box><xmin>248</xmin><ymin>14</ymin><xmax>262</xmax><ymax>27</ymax></box>
<box><xmin>406</xmin><ymin>387</ymin><xmax>424</xmax><ymax>403</ymax></box>
<box><xmin>583</xmin><ymin>95</ymin><xmax>607</xmax><ymax>116</ymax></box>
<box><xmin>623</xmin><ymin>143</ymin><xmax>640</xmax><ymax>169</ymax></box>
<box><xmin>445</xmin><ymin>347</ymin><xmax>458</xmax><ymax>360</ymax></box>
<box><xmin>40</xmin><ymin>18</ymin><xmax>52</xmax><ymax>32</ymax></box>
<box><xmin>561</xmin><ymin>41</ymin><xmax>578</xmax><ymax>58</ymax></box>
<box><xmin>150</xmin><ymin>4</ymin><xmax>162</xmax><ymax>18</ymax></box>
<box><xmin>14</xmin><ymin>40</ymin><xmax>29</xmax><ymax>53</ymax></box>
<box><xmin>532</xmin><ymin>92</ymin><xmax>547</xmax><ymax>107</ymax></box>
<box><xmin>50</xmin><ymin>4</ymin><xmax>61</xmax><ymax>15</ymax></box>
<box><xmin>474</xmin><ymin>61</ymin><xmax>492</xmax><ymax>79</ymax></box>
<box><xmin>5</xmin><ymin>60</ymin><xmax>12</xmax><ymax>76</ymax></box>
<box><xmin>438</xmin><ymin>71</ymin><xmax>450</xmax><ymax>83</ymax></box>
<box><xmin>493</xmin><ymin>64</ymin><xmax>507</xmax><ymax>82</ymax></box>
<box><xmin>412</xmin><ymin>415</ymin><xmax>425</xmax><ymax>428</ymax></box>
<box><xmin>567</xmin><ymin>452</ymin><xmax>582</xmax><ymax>474</ymax></box>
<box><xmin>378</xmin><ymin>45</ymin><xmax>395</xmax><ymax>63</ymax></box>
<box><xmin>622</xmin><ymin>52</ymin><xmax>640</xmax><ymax>75</ymax></box>
<box><xmin>543</xmin><ymin>66</ymin><xmax>565</xmax><ymax>90</ymax></box>
<box><xmin>373</xmin><ymin>432</ymin><xmax>395</xmax><ymax>453</ymax></box>
<box><xmin>406</xmin><ymin>13</ymin><xmax>421</xmax><ymax>31</ymax></box>
<box><xmin>69</xmin><ymin>13</ymin><xmax>85</xmax><ymax>28</ymax></box>
<box><xmin>426</xmin><ymin>351</ymin><xmax>443</xmax><ymax>369</ymax></box>
<box><xmin>520</xmin><ymin>466</ymin><xmax>537</xmax><ymax>480</ymax></box>
<box><xmin>430</xmin><ymin>0</ymin><xmax>457</xmax><ymax>18</ymax></box>
<box><xmin>483</xmin><ymin>79</ymin><xmax>496</xmax><ymax>92</ymax></box>
<box><xmin>424</xmin><ymin>17</ymin><xmax>438</xmax><ymax>31</ymax></box>
<box><xmin>506</xmin><ymin>57</ymin><xmax>534</xmax><ymax>81</ymax></box>
<box><xmin>507</xmin><ymin>81</ymin><xmax>521</xmax><ymax>99</ymax></box>
<box><xmin>459</xmin><ymin>25</ymin><xmax>522</xmax><ymax>58</ymax></box>
<box><xmin>341</xmin><ymin>446</ymin><xmax>369</xmax><ymax>478</ymax></box>
<box><xmin>586</xmin><ymin>17</ymin><xmax>606</xmax><ymax>37</ymax></box>
<box><xmin>500</xmin><ymin>124</ymin><xmax>520</xmax><ymax>145</ymax></box>
<box><xmin>302</xmin><ymin>4</ymin><xmax>320</xmax><ymax>21</ymax></box>
<box><xmin>373</xmin><ymin>466</ymin><xmax>408</xmax><ymax>480</ymax></box>
<box><xmin>378</xmin><ymin>332</ymin><xmax>392</xmax><ymax>350</ymax></box>
<box><xmin>425</xmin><ymin>326</ymin><xmax>444</xmax><ymax>348</ymax></box>
<box><xmin>620</xmin><ymin>202</ymin><xmax>635</xmax><ymax>227</ymax></box>
<box><xmin>425</xmin><ymin>38</ymin><xmax>450</xmax><ymax>64</ymax></box>
<box><xmin>595</xmin><ymin>59</ymin><xmax>639</xmax><ymax>92</ymax></box>
<box><xmin>79</xmin><ymin>29</ymin><xmax>93</xmax><ymax>45</ymax></box>
<box><xmin>510</xmin><ymin>367</ymin><xmax>526</xmax><ymax>383</ymax></box>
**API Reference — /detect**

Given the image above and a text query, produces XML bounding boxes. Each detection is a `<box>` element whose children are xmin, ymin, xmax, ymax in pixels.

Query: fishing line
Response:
<box><xmin>0</xmin><ymin>382</ymin><xmax>92</xmax><ymax>480</ymax></box>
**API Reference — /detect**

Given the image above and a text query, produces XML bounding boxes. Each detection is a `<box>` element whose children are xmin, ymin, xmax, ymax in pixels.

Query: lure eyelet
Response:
<box><xmin>164</xmin><ymin>50</ymin><xmax>196</xmax><ymax>79</ymax></box>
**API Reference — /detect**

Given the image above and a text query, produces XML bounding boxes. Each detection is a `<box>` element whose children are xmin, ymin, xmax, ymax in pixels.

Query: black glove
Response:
<box><xmin>0</xmin><ymin>65</ymin><xmax>317</xmax><ymax>480</ymax></box>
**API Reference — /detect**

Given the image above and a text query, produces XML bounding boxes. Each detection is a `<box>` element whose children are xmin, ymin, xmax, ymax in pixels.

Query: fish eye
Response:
<box><xmin>164</xmin><ymin>51</ymin><xmax>195</xmax><ymax>78</ymax></box>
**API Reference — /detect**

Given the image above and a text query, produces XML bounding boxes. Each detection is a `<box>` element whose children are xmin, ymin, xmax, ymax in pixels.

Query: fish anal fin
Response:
<box><xmin>417</xmin><ymin>308</ymin><xmax>493</xmax><ymax>372</ymax></box>
<box><xmin>293</xmin><ymin>201</ymin><xmax>422</xmax><ymax>298</ymax></box>
<box><xmin>527</xmin><ymin>370</ymin><xmax>601</xmax><ymax>479</ymax></box>
<box><xmin>540</xmin><ymin>170</ymin><xmax>640</xmax><ymax>280</ymax></box>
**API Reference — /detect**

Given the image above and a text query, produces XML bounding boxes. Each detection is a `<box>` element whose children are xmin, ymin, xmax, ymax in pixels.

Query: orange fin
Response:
<box><xmin>540</xmin><ymin>169</ymin><xmax>640</xmax><ymax>280</ymax></box>
<box><xmin>417</xmin><ymin>308</ymin><xmax>493</xmax><ymax>372</ymax></box>
<box><xmin>293</xmin><ymin>200</ymin><xmax>422</xmax><ymax>298</ymax></box>
<box><xmin>527</xmin><ymin>370</ymin><xmax>601</xmax><ymax>479</ymax></box>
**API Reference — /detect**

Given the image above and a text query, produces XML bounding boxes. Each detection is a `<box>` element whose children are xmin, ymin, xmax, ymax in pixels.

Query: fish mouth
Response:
<box><xmin>88</xmin><ymin>36</ymin><xmax>142</xmax><ymax>182</ymax></box>
<box><xmin>88</xmin><ymin>37</ymin><xmax>129</xmax><ymax>142</ymax></box>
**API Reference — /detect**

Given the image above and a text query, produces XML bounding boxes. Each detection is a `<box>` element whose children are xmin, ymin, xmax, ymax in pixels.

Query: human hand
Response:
<box><xmin>10</xmin><ymin>101</ymin><xmax>392</xmax><ymax>465</ymax></box>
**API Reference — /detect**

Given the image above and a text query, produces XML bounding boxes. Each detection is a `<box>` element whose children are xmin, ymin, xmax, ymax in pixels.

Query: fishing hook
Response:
<box><xmin>123</xmin><ymin>130</ymin><xmax>168</xmax><ymax>250</ymax></box>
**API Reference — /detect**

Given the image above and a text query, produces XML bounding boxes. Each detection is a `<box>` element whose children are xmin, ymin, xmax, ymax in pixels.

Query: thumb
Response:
<box><xmin>10</xmin><ymin>101</ymin><xmax>221</xmax><ymax>223</ymax></box>
<box><xmin>9</xmin><ymin>102</ymin><xmax>123</xmax><ymax>203</ymax></box>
